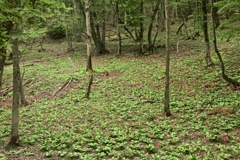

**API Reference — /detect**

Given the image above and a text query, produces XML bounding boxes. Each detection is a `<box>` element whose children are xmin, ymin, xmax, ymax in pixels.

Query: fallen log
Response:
<box><xmin>22</xmin><ymin>64</ymin><xmax>35</xmax><ymax>67</ymax></box>
<box><xmin>52</xmin><ymin>78</ymin><xmax>72</xmax><ymax>97</ymax></box>
<box><xmin>0</xmin><ymin>80</ymin><xmax>32</xmax><ymax>96</ymax></box>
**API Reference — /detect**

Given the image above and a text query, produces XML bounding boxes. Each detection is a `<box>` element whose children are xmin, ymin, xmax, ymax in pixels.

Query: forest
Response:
<box><xmin>0</xmin><ymin>0</ymin><xmax>239</xmax><ymax>159</ymax></box>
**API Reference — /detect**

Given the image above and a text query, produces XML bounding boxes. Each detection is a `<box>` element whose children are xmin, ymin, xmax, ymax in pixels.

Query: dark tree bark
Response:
<box><xmin>0</xmin><ymin>20</ymin><xmax>14</xmax><ymax>89</ymax></box>
<box><xmin>9</xmin><ymin>28</ymin><xmax>20</xmax><ymax>145</ymax></box>
<box><xmin>212</xmin><ymin>0</ymin><xmax>220</xmax><ymax>28</ymax></box>
<box><xmin>211</xmin><ymin>1</ymin><xmax>240</xmax><ymax>87</ymax></box>
<box><xmin>116</xmin><ymin>0</ymin><xmax>121</xmax><ymax>55</ymax></box>
<box><xmin>101</xmin><ymin>0</ymin><xmax>106</xmax><ymax>51</ymax></box>
<box><xmin>202</xmin><ymin>0</ymin><xmax>213</xmax><ymax>66</ymax></box>
<box><xmin>139</xmin><ymin>0</ymin><xmax>144</xmax><ymax>54</ymax></box>
<box><xmin>118</xmin><ymin>18</ymin><xmax>136</xmax><ymax>41</ymax></box>
<box><xmin>0</xmin><ymin>49</ymin><xmax>7</xmax><ymax>89</ymax></box>
<box><xmin>147</xmin><ymin>0</ymin><xmax>161</xmax><ymax>53</ymax></box>
<box><xmin>164</xmin><ymin>0</ymin><xmax>172</xmax><ymax>117</ymax></box>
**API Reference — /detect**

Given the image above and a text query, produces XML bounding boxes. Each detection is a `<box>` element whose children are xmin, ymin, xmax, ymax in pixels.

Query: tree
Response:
<box><xmin>0</xmin><ymin>2</ymin><xmax>13</xmax><ymax>89</ymax></box>
<box><xmin>116</xmin><ymin>0</ymin><xmax>122</xmax><ymax>55</ymax></box>
<box><xmin>0</xmin><ymin>0</ymin><xmax>66</xmax><ymax>145</ymax></box>
<box><xmin>215</xmin><ymin>0</ymin><xmax>240</xmax><ymax>41</ymax></box>
<box><xmin>164</xmin><ymin>0</ymin><xmax>172</xmax><ymax>117</ymax></box>
<box><xmin>0</xmin><ymin>31</ymin><xmax>8</xmax><ymax>89</ymax></box>
<box><xmin>85</xmin><ymin>0</ymin><xmax>94</xmax><ymax>99</ymax></box>
<box><xmin>211</xmin><ymin>0</ymin><xmax>240</xmax><ymax>87</ymax></box>
<box><xmin>138</xmin><ymin>0</ymin><xmax>144</xmax><ymax>54</ymax></box>
<box><xmin>212</xmin><ymin>0</ymin><xmax>220</xmax><ymax>28</ymax></box>
<box><xmin>79</xmin><ymin>0</ymin><xmax>109</xmax><ymax>55</ymax></box>
<box><xmin>147</xmin><ymin>0</ymin><xmax>161</xmax><ymax>53</ymax></box>
<box><xmin>9</xmin><ymin>26</ymin><xmax>21</xmax><ymax>145</ymax></box>
<box><xmin>202</xmin><ymin>0</ymin><xmax>213</xmax><ymax>66</ymax></box>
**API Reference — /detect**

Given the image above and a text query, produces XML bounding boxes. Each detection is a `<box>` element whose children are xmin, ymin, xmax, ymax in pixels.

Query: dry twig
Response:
<box><xmin>52</xmin><ymin>78</ymin><xmax>72</xmax><ymax>97</ymax></box>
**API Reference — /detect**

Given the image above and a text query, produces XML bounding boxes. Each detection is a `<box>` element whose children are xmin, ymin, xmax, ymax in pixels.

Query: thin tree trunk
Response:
<box><xmin>0</xmin><ymin>20</ymin><xmax>13</xmax><ymax>90</ymax></box>
<box><xmin>139</xmin><ymin>0</ymin><xmax>144</xmax><ymax>54</ymax></box>
<box><xmin>116</xmin><ymin>0</ymin><xmax>121</xmax><ymax>55</ymax></box>
<box><xmin>0</xmin><ymin>49</ymin><xmax>7</xmax><ymax>90</ymax></box>
<box><xmin>202</xmin><ymin>0</ymin><xmax>213</xmax><ymax>66</ymax></box>
<box><xmin>85</xmin><ymin>0</ymin><xmax>94</xmax><ymax>99</ymax></box>
<box><xmin>65</xmin><ymin>23</ymin><xmax>74</xmax><ymax>52</ymax></box>
<box><xmin>159</xmin><ymin>1</ymin><xmax>165</xmax><ymax>31</ymax></box>
<box><xmin>19</xmin><ymin>74</ymin><xmax>27</xmax><ymax>105</ymax></box>
<box><xmin>212</xmin><ymin>0</ymin><xmax>220</xmax><ymax>28</ymax></box>
<box><xmin>148</xmin><ymin>0</ymin><xmax>161</xmax><ymax>53</ymax></box>
<box><xmin>211</xmin><ymin>1</ymin><xmax>240</xmax><ymax>86</ymax></box>
<box><xmin>79</xmin><ymin>0</ymin><xmax>108</xmax><ymax>55</ymax></box>
<box><xmin>101</xmin><ymin>0</ymin><xmax>106</xmax><ymax>51</ymax></box>
<box><xmin>118</xmin><ymin>18</ymin><xmax>136</xmax><ymax>41</ymax></box>
<box><xmin>164</xmin><ymin>0</ymin><xmax>172</xmax><ymax>117</ymax></box>
<box><xmin>9</xmin><ymin>28</ymin><xmax>20</xmax><ymax>145</ymax></box>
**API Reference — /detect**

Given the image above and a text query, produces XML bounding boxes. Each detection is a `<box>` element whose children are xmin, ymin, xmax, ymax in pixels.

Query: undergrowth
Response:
<box><xmin>0</xmin><ymin>40</ymin><xmax>239</xmax><ymax>159</ymax></box>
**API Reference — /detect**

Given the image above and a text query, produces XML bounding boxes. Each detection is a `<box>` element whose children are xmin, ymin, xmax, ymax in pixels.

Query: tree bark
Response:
<box><xmin>212</xmin><ymin>0</ymin><xmax>220</xmax><ymax>28</ymax></box>
<box><xmin>85</xmin><ymin>0</ymin><xmax>94</xmax><ymax>99</ymax></box>
<box><xmin>211</xmin><ymin>1</ymin><xmax>240</xmax><ymax>86</ymax></box>
<box><xmin>0</xmin><ymin>49</ymin><xmax>7</xmax><ymax>90</ymax></box>
<box><xmin>18</xmin><ymin>73</ymin><xmax>27</xmax><ymax>105</ymax></box>
<box><xmin>202</xmin><ymin>0</ymin><xmax>213</xmax><ymax>66</ymax></box>
<box><xmin>147</xmin><ymin>0</ymin><xmax>161</xmax><ymax>53</ymax></box>
<box><xmin>139</xmin><ymin>0</ymin><xmax>144</xmax><ymax>54</ymax></box>
<box><xmin>66</xmin><ymin>23</ymin><xmax>74</xmax><ymax>52</ymax></box>
<box><xmin>9</xmin><ymin>28</ymin><xmax>20</xmax><ymax>145</ymax></box>
<box><xmin>116</xmin><ymin>0</ymin><xmax>121</xmax><ymax>55</ymax></box>
<box><xmin>164</xmin><ymin>0</ymin><xmax>172</xmax><ymax>117</ymax></box>
<box><xmin>0</xmin><ymin>20</ymin><xmax>14</xmax><ymax>90</ymax></box>
<box><xmin>101</xmin><ymin>0</ymin><xmax>106</xmax><ymax>51</ymax></box>
<box><xmin>79</xmin><ymin>0</ymin><xmax>108</xmax><ymax>55</ymax></box>
<box><xmin>118</xmin><ymin>18</ymin><xmax>136</xmax><ymax>41</ymax></box>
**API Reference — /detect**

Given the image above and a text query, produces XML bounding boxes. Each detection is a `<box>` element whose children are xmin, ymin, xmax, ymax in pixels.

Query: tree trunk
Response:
<box><xmin>164</xmin><ymin>0</ymin><xmax>172</xmax><ymax>117</ymax></box>
<box><xmin>9</xmin><ymin>28</ymin><xmax>20</xmax><ymax>145</ymax></box>
<box><xmin>0</xmin><ymin>49</ymin><xmax>7</xmax><ymax>90</ymax></box>
<box><xmin>79</xmin><ymin>0</ymin><xmax>108</xmax><ymax>55</ymax></box>
<box><xmin>211</xmin><ymin>1</ymin><xmax>240</xmax><ymax>86</ymax></box>
<box><xmin>159</xmin><ymin>1</ymin><xmax>165</xmax><ymax>31</ymax></box>
<box><xmin>0</xmin><ymin>20</ymin><xmax>13</xmax><ymax>90</ymax></box>
<box><xmin>65</xmin><ymin>23</ymin><xmax>74</xmax><ymax>52</ymax></box>
<box><xmin>85</xmin><ymin>0</ymin><xmax>94</xmax><ymax>99</ymax></box>
<box><xmin>139</xmin><ymin>0</ymin><xmax>144</xmax><ymax>54</ymax></box>
<box><xmin>116</xmin><ymin>0</ymin><xmax>121</xmax><ymax>55</ymax></box>
<box><xmin>101</xmin><ymin>0</ymin><xmax>106</xmax><ymax>51</ymax></box>
<box><xmin>212</xmin><ymin>0</ymin><xmax>220</xmax><ymax>28</ymax></box>
<box><xmin>147</xmin><ymin>0</ymin><xmax>161</xmax><ymax>53</ymax></box>
<box><xmin>19</xmin><ymin>73</ymin><xmax>27</xmax><ymax>105</ymax></box>
<box><xmin>202</xmin><ymin>0</ymin><xmax>213</xmax><ymax>66</ymax></box>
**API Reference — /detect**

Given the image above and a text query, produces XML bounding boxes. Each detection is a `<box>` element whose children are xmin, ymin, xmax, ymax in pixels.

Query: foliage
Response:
<box><xmin>47</xmin><ymin>23</ymin><xmax>66</xmax><ymax>39</ymax></box>
<box><xmin>0</xmin><ymin>39</ymin><xmax>239</xmax><ymax>159</ymax></box>
<box><xmin>215</xmin><ymin>0</ymin><xmax>240</xmax><ymax>42</ymax></box>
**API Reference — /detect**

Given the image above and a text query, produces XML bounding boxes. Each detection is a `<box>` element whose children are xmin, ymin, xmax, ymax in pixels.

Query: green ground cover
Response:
<box><xmin>0</xmin><ymin>40</ymin><xmax>239</xmax><ymax>159</ymax></box>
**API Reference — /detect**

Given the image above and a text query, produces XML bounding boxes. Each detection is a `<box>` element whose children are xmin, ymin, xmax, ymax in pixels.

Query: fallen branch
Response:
<box><xmin>32</xmin><ymin>60</ymin><xmax>44</xmax><ymax>63</ymax></box>
<box><xmin>22</xmin><ymin>64</ymin><xmax>35</xmax><ymax>67</ymax></box>
<box><xmin>52</xmin><ymin>78</ymin><xmax>72</xmax><ymax>97</ymax></box>
<box><xmin>65</xmin><ymin>77</ymin><xmax>73</xmax><ymax>88</ymax></box>
<box><xmin>0</xmin><ymin>87</ymin><xmax>10</xmax><ymax>95</ymax></box>
<box><xmin>0</xmin><ymin>80</ymin><xmax>32</xmax><ymax>96</ymax></box>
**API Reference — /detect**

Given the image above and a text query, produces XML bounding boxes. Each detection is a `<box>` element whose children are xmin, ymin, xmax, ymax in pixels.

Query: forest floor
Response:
<box><xmin>0</xmin><ymin>32</ymin><xmax>240</xmax><ymax>159</ymax></box>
